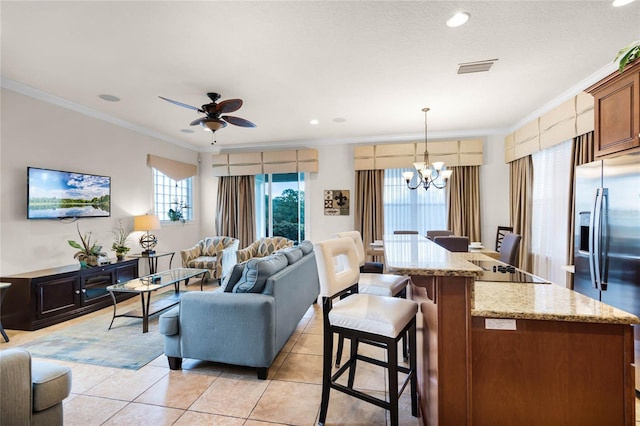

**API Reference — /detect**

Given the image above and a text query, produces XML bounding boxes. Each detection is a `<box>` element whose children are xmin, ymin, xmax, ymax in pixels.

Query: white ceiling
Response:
<box><xmin>2</xmin><ymin>1</ymin><xmax>639</xmax><ymax>152</ymax></box>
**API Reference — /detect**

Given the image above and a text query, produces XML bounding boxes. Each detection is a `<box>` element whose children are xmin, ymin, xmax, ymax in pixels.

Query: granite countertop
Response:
<box><xmin>472</xmin><ymin>281</ymin><xmax>640</xmax><ymax>325</ymax></box>
<box><xmin>383</xmin><ymin>234</ymin><xmax>483</xmax><ymax>278</ymax></box>
<box><xmin>381</xmin><ymin>234</ymin><xmax>639</xmax><ymax>325</ymax></box>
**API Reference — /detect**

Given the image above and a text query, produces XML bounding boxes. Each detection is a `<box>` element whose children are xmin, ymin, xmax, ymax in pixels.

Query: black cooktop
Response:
<box><xmin>469</xmin><ymin>260</ymin><xmax>549</xmax><ymax>283</ymax></box>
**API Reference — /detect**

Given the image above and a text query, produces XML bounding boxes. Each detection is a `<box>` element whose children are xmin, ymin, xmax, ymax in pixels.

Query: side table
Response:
<box><xmin>128</xmin><ymin>252</ymin><xmax>175</xmax><ymax>275</ymax></box>
<box><xmin>0</xmin><ymin>282</ymin><xmax>12</xmax><ymax>342</ymax></box>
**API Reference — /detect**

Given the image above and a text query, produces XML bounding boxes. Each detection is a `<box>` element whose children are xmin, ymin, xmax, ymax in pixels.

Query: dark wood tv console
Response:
<box><xmin>0</xmin><ymin>259</ymin><xmax>139</xmax><ymax>331</ymax></box>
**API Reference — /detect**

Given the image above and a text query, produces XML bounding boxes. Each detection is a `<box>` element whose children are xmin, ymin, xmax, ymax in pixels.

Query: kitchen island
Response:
<box><xmin>383</xmin><ymin>234</ymin><xmax>639</xmax><ymax>426</ymax></box>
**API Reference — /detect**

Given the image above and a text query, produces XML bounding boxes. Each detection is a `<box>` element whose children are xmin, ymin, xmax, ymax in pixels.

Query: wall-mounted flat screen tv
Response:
<box><xmin>27</xmin><ymin>167</ymin><xmax>111</xmax><ymax>219</ymax></box>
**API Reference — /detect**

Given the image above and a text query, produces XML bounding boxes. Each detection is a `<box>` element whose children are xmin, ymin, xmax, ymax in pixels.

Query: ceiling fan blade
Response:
<box><xmin>222</xmin><ymin>115</ymin><xmax>256</xmax><ymax>127</ymax></box>
<box><xmin>159</xmin><ymin>96</ymin><xmax>203</xmax><ymax>113</ymax></box>
<box><xmin>216</xmin><ymin>99</ymin><xmax>243</xmax><ymax>113</ymax></box>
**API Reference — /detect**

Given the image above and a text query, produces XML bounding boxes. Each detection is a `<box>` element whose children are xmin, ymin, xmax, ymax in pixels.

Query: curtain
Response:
<box><xmin>215</xmin><ymin>175</ymin><xmax>256</xmax><ymax>248</ymax></box>
<box><xmin>531</xmin><ymin>141</ymin><xmax>572</xmax><ymax>286</ymax></box>
<box><xmin>447</xmin><ymin>165</ymin><xmax>481</xmax><ymax>242</ymax></box>
<box><xmin>566</xmin><ymin>132</ymin><xmax>595</xmax><ymax>288</ymax></box>
<box><xmin>509</xmin><ymin>156</ymin><xmax>534</xmax><ymax>272</ymax></box>
<box><xmin>383</xmin><ymin>168</ymin><xmax>447</xmax><ymax>235</ymax></box>
<box><xmin>147</xmin><ymin>154</ymin><xmax>197</xmax><ymax>181</ymax></box>
<box><xmin>354</xmin><ymin>170</ymin><xmax>384</xmax><ymax>256</ymax></box>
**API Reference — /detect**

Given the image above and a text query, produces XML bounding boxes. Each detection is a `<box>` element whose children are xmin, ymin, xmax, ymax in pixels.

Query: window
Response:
<box><xmin>383</xmin><ymin>168</ymin><xmax>446</xmax><ymax>234</ymax></box>
<box><xmin>153</xmin><ymin>168</ymin><xmax>193</xmax><ymax>222</ymax></box>
<box><xmin>255</xmin><ymin>173</ymin><xmax>305</xmax><ymax>243</ymax></box>
<box><xmin>531</xmin><ymin>140</ymin><xmax>571</xmax><ymax>286</ymax></box>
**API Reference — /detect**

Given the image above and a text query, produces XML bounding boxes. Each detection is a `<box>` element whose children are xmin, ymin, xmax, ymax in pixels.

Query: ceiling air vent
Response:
<box><xmin>457</xmin><ymin>59</ymin><xmax>498</xmax><ymax>74</ymax></box>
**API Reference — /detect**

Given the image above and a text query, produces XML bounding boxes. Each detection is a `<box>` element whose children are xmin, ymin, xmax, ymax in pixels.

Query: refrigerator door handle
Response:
<box><xmin>600</xmin><ymin>188</ymin><xmax>609</xmax><ymax>291</ymax></box>
<box><xmin>588</xmin><ymin>188</ymin><xmax>602</xmax><ymax>290</ymax></box>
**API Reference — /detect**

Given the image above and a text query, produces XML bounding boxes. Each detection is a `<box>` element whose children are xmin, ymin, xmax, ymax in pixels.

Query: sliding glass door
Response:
<box><xmin>255</xmin><ymin>173</ymin><xmax>305</xmax><ymax>243</ymax></box>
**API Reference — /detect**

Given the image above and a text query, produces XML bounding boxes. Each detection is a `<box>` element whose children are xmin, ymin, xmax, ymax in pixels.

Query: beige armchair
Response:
<box><xmin>180</xmin><ymin>236</ymin><xmax>239</xmax><ymax>282</ymax></box>
<box><xmin>220</xmin><ymin>236</ymin><xmax>293</xmax><ymax>286</ymax></box>
<box><xmin>0</xmin><ymin>348</ymin><xmax>72</xmax><ymax>426</ymax></box>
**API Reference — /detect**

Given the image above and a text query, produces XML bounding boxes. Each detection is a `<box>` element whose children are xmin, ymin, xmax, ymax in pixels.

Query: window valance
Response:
<box><xmin>504</xmin><ymin>92</ymin><xmax>594</xmax><ymax>163</ymax></box>
<box><xmin>212</xmin><ymin>149</ymin><xmax>318</xmax><ymax>176</ymax></box>
<box><xmin>147</xmin><ymin>154</ymin><xmax>198</xmax><ymax>181</ymax></box>
<box><xmin>353</xmin><ymin>139</ymin><xmax>483</xmax><ymax>170</ymax></box>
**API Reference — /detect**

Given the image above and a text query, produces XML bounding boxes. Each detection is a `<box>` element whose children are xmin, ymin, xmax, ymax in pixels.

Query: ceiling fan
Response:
<box><xmin>159</xmin><ymin>92</ymin><xmax>256</xmax><ymax>133</ymax></box>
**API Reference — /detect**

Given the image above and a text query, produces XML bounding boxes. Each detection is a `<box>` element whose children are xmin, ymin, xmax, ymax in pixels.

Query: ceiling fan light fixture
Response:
<box><xmin>447</xmin><ymin>11</ymin><xmax>470</xmax><ymax>27</ymax></box>
<box><xmin>201</xmin><ymin>119</ymin><xmax>226</xmax><ymax>132</ymax></box>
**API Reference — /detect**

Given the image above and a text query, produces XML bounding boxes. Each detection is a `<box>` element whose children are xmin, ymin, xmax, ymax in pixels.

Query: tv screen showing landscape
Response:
<box><xmin>27</xmin><ymin>167</ymin><xmax>111</xmax><ymax>219</ymax></box>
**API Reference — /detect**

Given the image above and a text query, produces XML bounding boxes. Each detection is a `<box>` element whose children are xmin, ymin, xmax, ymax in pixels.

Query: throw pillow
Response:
<box><xmin>233</xmin><ymin>252</ymin><xmax>288</xmax><ymax>293</ymax></box>
<box><xmin>298</xmin><ymin>240</ymin><xmax>314</xmax><ymax>255</ymax></box>
<box><xmin>280</xmin><ymin>246</ymin><xmax>303</xmax><ymax>264</ymax></box>
<box><xmin>224</xmin><ymin>262</ymin><xmax>246</xmax><ymax>292</ymax></box>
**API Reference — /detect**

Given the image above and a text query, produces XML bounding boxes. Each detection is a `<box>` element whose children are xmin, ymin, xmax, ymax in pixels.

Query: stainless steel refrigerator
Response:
<box><xmin>574</xmin><ymin>152</ymin><xmax>640</xmax><ymax>389</ymax></box>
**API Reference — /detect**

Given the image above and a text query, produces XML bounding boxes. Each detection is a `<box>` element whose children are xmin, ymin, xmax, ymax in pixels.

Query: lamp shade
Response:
<box><xmin>133</xmin><ymin>214</ymin><xmax>161</xmax><ymax>232</ymax></box>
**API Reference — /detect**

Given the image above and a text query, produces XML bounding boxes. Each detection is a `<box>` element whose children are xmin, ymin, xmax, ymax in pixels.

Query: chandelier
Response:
<box><xmin>403</xmin><ymin>107</ymin><xmax>453</xmax><ymax>190</ymax></box>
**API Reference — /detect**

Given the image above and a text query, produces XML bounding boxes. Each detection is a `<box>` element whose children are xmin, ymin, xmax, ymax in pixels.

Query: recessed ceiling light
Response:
<box><xmin>333</xmin><ymin>117</ymin><xmax>346</xmax><ymax>123</ymax></box>
<box><xmin>180</xmin><ymin>129</ymin><xmax>194</xmax><ymax>133</ymax></box>
<box><xmin>612</xmin><ymin>0</ymin><xmax>635</xmax><ymax>6</ymax></box>
<box><xmin>98</xmin><ymin>94</ymin><xmax>120</xmax><ymax>102</ymax></box>
<box><xmin>447</xmin><ymin>11</ymin><xmax>470</xmax><ymax>27</ymax></box>
<box><xmin>310</xmin><ymin>119</ymin><xmax>319</xmax><ymax>125</ymax></box>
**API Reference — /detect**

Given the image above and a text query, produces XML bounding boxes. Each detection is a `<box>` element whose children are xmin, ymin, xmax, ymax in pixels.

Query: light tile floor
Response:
<box><xmin>1</xmin><ymin>281</ymin><xmax>420</xmax><ymax>426</ymax></box>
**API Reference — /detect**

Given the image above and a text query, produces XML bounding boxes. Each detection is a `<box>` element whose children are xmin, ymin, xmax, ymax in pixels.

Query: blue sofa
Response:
<box><xmin>159</xmin><ymin>241</ymin><xmax>320</xmax><ymax>379</ymax></box>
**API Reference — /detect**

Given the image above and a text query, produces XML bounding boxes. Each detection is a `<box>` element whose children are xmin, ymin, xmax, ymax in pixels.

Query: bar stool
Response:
<box><xmin>314</xmin><ymin>237</ymin><xmax>418</xmax><ymax>426</ymax></box>
<box><xmin>0</xmin><ymin>282</ymin><xmax>12</xmax><ymax>342</ymax></box>
<box><xmin>335</xmin><ymin>231</ymin><xmax>410</xmax><ymax>365</ymax></box>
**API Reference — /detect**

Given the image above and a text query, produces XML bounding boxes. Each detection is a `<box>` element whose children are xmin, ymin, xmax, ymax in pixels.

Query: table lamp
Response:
<box><xmin>133</xmin><ymin>214</ymin><xmax>161</xmax><ymax>255</ymax></box>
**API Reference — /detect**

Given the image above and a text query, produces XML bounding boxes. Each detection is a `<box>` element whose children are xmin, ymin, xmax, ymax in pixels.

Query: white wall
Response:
<box><xmin>480</xmin><ymin>134</ymin><xmax>511</xmax><ymax>250</ymax></box>
<box><xmin>306</xmin><ymin>143</ymin><xmax>355</xmax><ymax>242</ymax></box>
<box><xmin>0</xmin><ymin>89</ymin><xmax>202</xmax><ymax>276</ymax></box>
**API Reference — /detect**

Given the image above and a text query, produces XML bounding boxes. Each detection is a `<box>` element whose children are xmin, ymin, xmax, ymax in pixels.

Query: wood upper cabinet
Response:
<box><xmin>587</xmin><ymin>60</ymin><xmax>640</xmax><ymax>158</ymax></box>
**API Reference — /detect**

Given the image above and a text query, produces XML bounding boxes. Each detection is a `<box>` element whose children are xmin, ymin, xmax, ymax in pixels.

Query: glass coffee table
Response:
<box><xmin>107</xmin><ymin>268</ymin><xmax>209</xmax><ymax>333</ymax></box>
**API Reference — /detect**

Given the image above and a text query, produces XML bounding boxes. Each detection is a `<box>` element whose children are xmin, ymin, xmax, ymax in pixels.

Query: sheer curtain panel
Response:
<box><xmin>531</xmin><ymin>141</ymin><xmax>572</xmax><ymax>286</ymax></box>
<box><xmin>383</xmin><ymin>168</ymin><xmax>446</xmax><ymax>236</ymax></box>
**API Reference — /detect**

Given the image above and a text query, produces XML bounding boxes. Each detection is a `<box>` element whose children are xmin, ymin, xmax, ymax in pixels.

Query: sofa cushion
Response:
<box><xmin>298</xmin><ymin>240</ymin><xmax>314</xmax><ymax>254</ymax></box>
<box><xmin>31</xmin><ymin>361</ymin><xmax>72</xmax><ymax>412</ymax></box>
<box><xmin>233</xmin><ymin>253</ymin><xmax>288</xmax><ymax>293</ymax></box>
<box><xmin>280</xmin><ymin>246</ymin><xmax>303</xmax><ymax>264</ymax></box>
<box><xmin>224</xmin><ymin>262</ymin><xmax>246</xmax><ymax>292</ymax></box>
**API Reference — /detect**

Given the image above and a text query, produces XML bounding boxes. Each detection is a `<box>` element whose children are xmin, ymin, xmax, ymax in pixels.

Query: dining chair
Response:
<box><xmin>433</xmin><ymin>236</ymin><xmax>470</xmax><ymax>252</ymax></box>
<box><xmin>393</xmin><ymin>230</ymin><xmax>419</xmax><ymax>235</ymax></box>
<box><xmin>314</xmin><ymin>237</ymin><xmax>418</xmax><ymax>426</ymax></box>
<box><xmin>334</xmin><ymin>230</ymin><xmax>411</xmax><ymax>365</ymax></box>
<box><xmin>499</xmin><ymin>233</ymin><xmax>522</xmax><ymax>267</ymax></box>
<box><xmin>495</xmin><ymin>226</ymin><xmax>514</xmax><ymax>251</ymax></box>
<box><xmin>426</xmin><ymin>230</ymin><xmax>454</xmax><ymax>240</ymax></box>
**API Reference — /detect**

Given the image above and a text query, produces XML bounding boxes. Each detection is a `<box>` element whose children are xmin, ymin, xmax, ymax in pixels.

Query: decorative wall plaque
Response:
<box><xmin>324</xmin><ymin>190</ymin><xmax>350</xmax><ymax>216</ymax></box>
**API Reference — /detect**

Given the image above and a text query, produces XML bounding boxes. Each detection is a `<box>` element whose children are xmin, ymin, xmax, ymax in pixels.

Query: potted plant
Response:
<box><xmin>168</xmin><ymin>199</ymin><xmax>190</xmax><ymax>223</ymax></box>
<box><xmin>615</xmin><ymin>40</ymin><xmax>640</xmax><ymax>73</ymax></box>
<box><xmin>112</xmin><ymin>219</ymin><xmax>131</xmax><ymax>261</ymax></box>
<box><xmin>68</xmin><ymin>224</ymin><xmax>105</xmax><ymax>267</ymax></box>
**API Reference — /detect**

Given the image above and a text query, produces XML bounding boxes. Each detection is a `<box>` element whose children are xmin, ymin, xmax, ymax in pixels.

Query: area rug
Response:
<box><xmin>20</xmin><ymin>308</ymin><xmax>165</xmax><ymax>370</ymax></box>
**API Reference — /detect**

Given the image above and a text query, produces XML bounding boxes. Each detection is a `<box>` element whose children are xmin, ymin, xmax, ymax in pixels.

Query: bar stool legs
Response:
<box><xmin>318</xmin><ymin>299</ymin><xmax>418</xmax><ymax>426</ymax></box>
<box><xmin>314</xmin><ymin>237</ymin><xmax>418</xmax><ymax>426</ymax></box>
